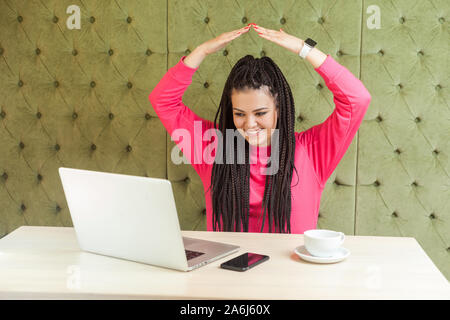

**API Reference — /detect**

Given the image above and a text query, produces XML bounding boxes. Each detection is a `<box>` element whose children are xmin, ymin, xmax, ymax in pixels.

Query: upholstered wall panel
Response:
<box><xmin>0</xmin><ymin>0</ymin><xmax>167</xmax><ymax>235</ymax></box>
<box><xmin>0</xmin><ymin>0</ymin><xmax>449</xmax><ymax>280</ymax></box>
<box><xmin>358</xmin><ymin>0</ymin><xmax>450</xmax><ymax>282</ymax></box>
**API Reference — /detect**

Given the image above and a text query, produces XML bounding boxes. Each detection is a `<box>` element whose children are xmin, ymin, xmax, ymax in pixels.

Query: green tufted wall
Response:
<box><xmin>0</xmin><ymin>1</ymin><xmax>449</xmax><ymax>281</ymax></box>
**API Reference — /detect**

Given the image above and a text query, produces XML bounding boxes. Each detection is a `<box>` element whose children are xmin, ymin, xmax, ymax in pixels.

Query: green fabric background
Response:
<box><xmin>0</xmin><ymin>0</ymin><xmax>449</xmax><ymax>281</ymax></box>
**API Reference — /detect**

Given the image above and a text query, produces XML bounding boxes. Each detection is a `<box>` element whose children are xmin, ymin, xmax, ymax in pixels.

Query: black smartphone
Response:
<box><xmin>220</xmin><ymin>252</ymin><xmax>269</xmax><ymax>272</ymax></box>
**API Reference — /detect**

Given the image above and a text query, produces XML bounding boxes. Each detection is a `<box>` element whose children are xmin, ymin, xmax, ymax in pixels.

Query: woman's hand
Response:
<box><xmin>253</xmin><ymin>24</ymin><xmax>304</xmax><ymax>55</ymax></box>
<box><xmin>184</xmin><ymin>25</ymin><xmax>251</xmax><ymax>68</ymax></box>
<box><xmin>253</xmin><ymin>24</ymin><xmax>327</xmax><ymax>68</ymax></box>
<box><xmin>198</xmin><ymin>25</ymin><xmax>252</xmax><ymax>56</ymax></box>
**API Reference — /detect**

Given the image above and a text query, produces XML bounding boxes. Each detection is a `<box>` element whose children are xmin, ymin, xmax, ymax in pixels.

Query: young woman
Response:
<box><xmin>149</xmin><ymin>24</ymin><xmax>371</xmax><ymax>234</ymax></box>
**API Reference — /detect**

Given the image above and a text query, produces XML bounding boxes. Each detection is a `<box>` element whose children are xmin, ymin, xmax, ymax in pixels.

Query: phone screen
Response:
<box><xmin>221</xmin><ymin>252</ymin><xmax>269</xmax><ymax>271</ymax></box>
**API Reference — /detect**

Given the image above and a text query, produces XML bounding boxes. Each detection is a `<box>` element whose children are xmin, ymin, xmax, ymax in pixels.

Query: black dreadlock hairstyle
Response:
<box><xmin>207</xmin><ymin>55</ymin><xmax>298</xmax><ymax>233</ymax></box>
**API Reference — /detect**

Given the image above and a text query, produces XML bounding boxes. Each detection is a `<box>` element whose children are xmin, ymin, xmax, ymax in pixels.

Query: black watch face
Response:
<box><xmin>305</xmin><ymin>38</ymin><xmax>317</xmax><ymax>47</ymax></box>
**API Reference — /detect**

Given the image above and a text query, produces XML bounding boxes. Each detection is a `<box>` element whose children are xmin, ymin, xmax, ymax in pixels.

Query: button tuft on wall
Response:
<box><xmin>280</xmin><ymin>17</ymin><xmax>286</xmax><ymax>24</ymax></box>
<box><xmin>127</xmin><ymin>16</ymin><xmax>132</xmax><ymax>23</ymax></box>
<box><xmin>35</xmin><ymin>48</ymin><xmax>41</xmax><ymax>55</ymax></box>
<box><xmin>53</xmin><ymin>16</ymin><xmax>58</xmax><ymax>23</ymax></box>
<box><xmin>317</xmin><ymin>17</ymin><xmax>324</xmax><ymax>24</ymax></box>
<box><xmin>204</xmin><ymin>17</ymin><xmax>209</xmax><ymax>24</ymax></box>
<box><xmin>90</xmin><ymin>16</ymin><xmax>95</xmax><ymax>23</ymax></box>
<box><xmin>17</xmin><ymin>16</ymin><xmax>23</xmax><ymax>23</ymax></box>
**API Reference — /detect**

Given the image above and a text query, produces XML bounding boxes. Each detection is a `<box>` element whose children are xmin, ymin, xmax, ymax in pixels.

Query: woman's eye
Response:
<box><xmin>234</xmin><ymin>112</ymin><xmax>266</xmax><ymax>117</ymax></box>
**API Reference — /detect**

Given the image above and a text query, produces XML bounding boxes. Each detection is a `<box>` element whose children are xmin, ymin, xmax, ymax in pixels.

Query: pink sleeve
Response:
<box><xmin>148</xmin><ymin>56</ymin><xmax>216</xmax><ymax>175</ymax></box>
<box><xmin>297</xmin><ymin>55</ymin><xmax>371</xmax><ymax>188</ymax></box>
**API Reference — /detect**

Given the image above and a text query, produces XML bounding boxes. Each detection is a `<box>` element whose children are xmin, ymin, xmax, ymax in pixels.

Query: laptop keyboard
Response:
<box><xmin>185</xmin><ymin>249</ymin><xmax>205</xmax><ymax>260</ymax></box>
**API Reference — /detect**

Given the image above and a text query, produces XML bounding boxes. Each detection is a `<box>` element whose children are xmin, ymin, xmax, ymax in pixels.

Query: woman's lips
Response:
<box><xmin>246</xmin><ymin>129</ymin><xmax>262</xmax><ymax>136</ymax></box>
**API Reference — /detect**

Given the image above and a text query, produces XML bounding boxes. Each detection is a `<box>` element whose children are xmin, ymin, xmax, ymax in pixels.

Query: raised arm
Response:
<box><xmin>149</xmin><ymin>25</ymin><xmax>252</xmax><ymax>174</ymax></box>
<box><xmin>297</xmin><ymin>50</ymin><xmax>371</xmax><ymax>187</ymax></box>
<box><xmin>251</xmin><ymin>24</ymin><xmax>372</xmax><ymax>187</ymax></box>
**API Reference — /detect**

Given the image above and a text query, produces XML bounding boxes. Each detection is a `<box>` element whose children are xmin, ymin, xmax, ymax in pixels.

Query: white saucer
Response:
<box><xmin>294</xmin><ymin>245</ymin><xmax>350</xmax><ymax>264</ymax></box>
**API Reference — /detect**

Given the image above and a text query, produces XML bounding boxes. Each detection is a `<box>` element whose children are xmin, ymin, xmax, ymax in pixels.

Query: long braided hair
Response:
<box><xmin>208</xmin><ymin>55</ymin><xmax>298</xmax><ymax>233</ymax></box>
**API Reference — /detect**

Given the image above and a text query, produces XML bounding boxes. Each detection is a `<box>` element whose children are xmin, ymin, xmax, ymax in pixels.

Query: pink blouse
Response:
<box><xmin>149</xmin><ymin>54</ymin><xmax>371</xmax><ymax>234</ymax></box>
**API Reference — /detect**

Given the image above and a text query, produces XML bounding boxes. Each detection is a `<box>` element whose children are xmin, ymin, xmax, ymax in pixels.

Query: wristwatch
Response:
<box><xmin>298</xmin><ymin>38</ymin><xmax>317</xmax><ymax>59</ymax></box>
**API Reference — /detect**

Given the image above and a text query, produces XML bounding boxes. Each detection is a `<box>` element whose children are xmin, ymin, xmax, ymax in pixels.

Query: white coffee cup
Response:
<box><xmin>303</xmin><ymin>229</ymin><xmax>345</xmax><ymax>257</ymax></box>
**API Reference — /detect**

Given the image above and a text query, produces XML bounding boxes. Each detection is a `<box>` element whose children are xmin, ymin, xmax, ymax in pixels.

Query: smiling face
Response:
<box><xmin>231</xmin><ymin>86</ymin><xmax>278</xmax><ymax>147</ymax></box>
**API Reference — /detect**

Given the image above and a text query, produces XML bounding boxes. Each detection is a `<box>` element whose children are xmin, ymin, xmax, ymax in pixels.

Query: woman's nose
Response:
<box><xmin>245</xmin><ymin>116</ymin><xmax>258</xmax><ymax>129</ymax></box>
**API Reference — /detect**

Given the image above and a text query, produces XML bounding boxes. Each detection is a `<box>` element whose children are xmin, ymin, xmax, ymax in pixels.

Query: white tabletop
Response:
<box><xmin>0</xmin><ymin>226</ymin><xmax>448</xmax><ymax>299</ymax></box>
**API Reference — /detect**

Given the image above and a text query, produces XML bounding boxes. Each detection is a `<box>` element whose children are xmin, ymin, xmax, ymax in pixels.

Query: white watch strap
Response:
<box><xmin>299</xmin><ymin>42</ymin><xmax>312</xmax><ymax>59</ymax></box>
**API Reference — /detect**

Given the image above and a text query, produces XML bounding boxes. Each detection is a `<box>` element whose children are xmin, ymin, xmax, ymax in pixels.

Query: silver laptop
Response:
<box><xmin>58</xmin><ymin>167</ymin><xmax>239</xmax><ymax>271</ymax></box>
